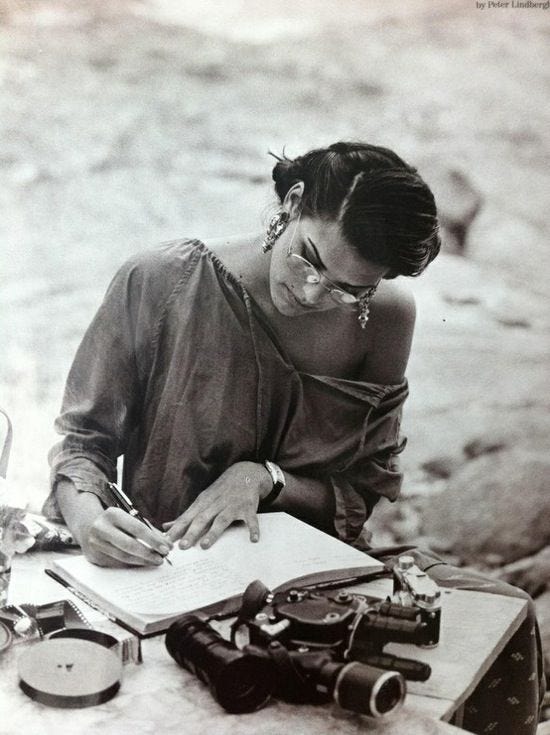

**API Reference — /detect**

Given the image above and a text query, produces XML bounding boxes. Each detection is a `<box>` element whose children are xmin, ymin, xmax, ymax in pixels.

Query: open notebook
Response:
<box><xmin>46</xmin><ymin>513</ymin><xmax>383</xmax><ymax>636</ymax></box>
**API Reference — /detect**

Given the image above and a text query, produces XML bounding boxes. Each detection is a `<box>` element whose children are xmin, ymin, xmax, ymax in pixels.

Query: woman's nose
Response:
<box><xmin>300</xmin><ymin>280</ymin><xmax>330</xmax><ymax>305</ymax></box>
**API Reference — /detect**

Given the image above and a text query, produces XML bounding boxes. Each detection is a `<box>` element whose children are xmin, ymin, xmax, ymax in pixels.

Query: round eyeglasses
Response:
<box><xmin>286</xmin><ymin>249</ymin><xmax>378</xmax><ymax>306</ymax></box>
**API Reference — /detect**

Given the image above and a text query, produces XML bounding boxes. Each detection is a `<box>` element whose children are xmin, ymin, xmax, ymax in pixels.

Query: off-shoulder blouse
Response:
<box><xmin>44</xmin><ymin>240</ymin><xmax>408</xmax><ymax>546</ymax></box>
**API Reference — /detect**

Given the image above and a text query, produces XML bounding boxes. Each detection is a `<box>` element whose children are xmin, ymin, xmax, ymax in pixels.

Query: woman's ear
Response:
<box><xmin>283</xmin><ymin>181</ymin><xmax>305</xmax><ymax>218</ymax></box>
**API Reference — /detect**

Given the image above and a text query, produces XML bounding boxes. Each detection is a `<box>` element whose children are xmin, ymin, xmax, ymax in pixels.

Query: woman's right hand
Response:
<box><xmin>79</xmin><ymin>507</ymin><xmax>173</xmax><ymax>568</ymax></box>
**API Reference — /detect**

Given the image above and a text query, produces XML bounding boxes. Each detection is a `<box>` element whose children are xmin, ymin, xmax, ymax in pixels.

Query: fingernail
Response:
<box><xmin>251</xmin><ymin>533</ymin><xmax>259</xmax><ymax>542</ymax></box>
<box><xmin>180</xmin><ymin>539</ymin><xmax>190</xmax><ymax>549</ymax></box>
<box><xmin>202</xmin><ymin>538</ymin><xmax>210</xmax><ymax>548</ymax></box>
<box><xmin>160</xmin><ymin>544</ymin><xmax>171</xmax><ymax>555</ymax></box>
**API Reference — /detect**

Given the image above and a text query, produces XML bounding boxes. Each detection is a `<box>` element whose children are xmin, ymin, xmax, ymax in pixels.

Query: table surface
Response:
<box><xmin>0</xmin><ymin>552</ymin><xmax>527</xmax><ymax>735</ymax></box>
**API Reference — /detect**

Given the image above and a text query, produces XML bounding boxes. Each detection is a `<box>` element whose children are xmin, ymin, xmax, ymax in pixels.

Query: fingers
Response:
<box><xmin>172</xmin><ymin>511</ymin><xmax>215</xmax><ymax>549</ymax></box>
<box><xmin>84</xmin><ymin>508</ymin><xmax>172</xmax><ymax>567</ymax></box>
<box><xmin>112</xmin><ymin>510</ymin><xmax>172</xmax><ymax>554</ymax></box>
<box><xmin>166</xmin><ymin>508</ymin><xmax>260</xmax><ymax>550</ymax></box>
<box><xmin>246</xmin><ymin>511</ymin><xmax>260</xmax><ymax>544</ymax></box>
<box><xmin>165</xmin><ymin>512</ymin><xmax>194</xmax><ymax>544</ymax></box>
<box><xmin>198</xmin><ymin>512</ymin><xmax>234</xmax><ymax>550</ymax></box>
<box><xmin>164</xmin><ymin>461</ymin><xmax>266</xmax><ymax>549</ymax></box>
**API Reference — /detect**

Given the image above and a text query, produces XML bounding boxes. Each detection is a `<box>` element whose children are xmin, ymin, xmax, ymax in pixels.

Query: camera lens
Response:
<box><xmin>334</xmin><ymin>662</ymin><xmax>405</xmax><ymax>717</ymax></box>
<box><xmin>165</xmin><ymin>614</ymin><xmax>274</xmax><ymax>714</ymax></box>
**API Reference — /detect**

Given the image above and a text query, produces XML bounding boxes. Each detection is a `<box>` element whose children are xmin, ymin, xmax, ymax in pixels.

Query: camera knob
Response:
<box><xmin>336</xmin><ymin>591</ymin><xmax>352</xmax><ymax>603</ymax></box>
<box><xmin>418</xmin><ymin>592</ymin><xmax>439</xmax><ymax>606</ymax></box>
<box><xmin>397</xmin><ymin>555</ymin><xmax>415</xmax><ymax>571</ymax></box>
<box><xmin>287</xmin><ymin>589</ymin><xmax>301</xmax><ymax>602</ymax></box>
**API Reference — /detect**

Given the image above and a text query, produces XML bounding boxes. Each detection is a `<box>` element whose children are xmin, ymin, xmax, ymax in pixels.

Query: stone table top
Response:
<box><xmin>0</xmin><ymin>552</ymin><xmax>527</xmax><ymax>735</ymax></box>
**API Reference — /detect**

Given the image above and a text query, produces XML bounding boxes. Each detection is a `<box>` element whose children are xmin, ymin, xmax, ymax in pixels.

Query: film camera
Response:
<box><xmin>165</xmin><ymin>555</ymin><xmax>441</xmax><ymax>717</ymax></box>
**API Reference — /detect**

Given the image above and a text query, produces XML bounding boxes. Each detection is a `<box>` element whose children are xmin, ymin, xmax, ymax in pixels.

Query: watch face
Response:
<box><xmin>0</xmin><ymin>620</ymin><xmax>13</xmax><ymax>653</ymax></box>
<box><xmin>264</xmin><ymin>461</ymin><xmax>285</xmax><ymax>488</ymax></box>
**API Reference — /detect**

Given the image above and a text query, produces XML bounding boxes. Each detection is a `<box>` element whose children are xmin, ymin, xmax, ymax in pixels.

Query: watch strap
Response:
<box><xmin>260</xmin><ymin>460</ymin><xmax>285</xmax><ymax>509</ymax></box>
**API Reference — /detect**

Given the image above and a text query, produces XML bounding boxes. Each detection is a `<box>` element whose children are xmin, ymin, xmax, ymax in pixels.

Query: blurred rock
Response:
<box><xmin>367</xmin><ymin>496</ymin><xmax>424</xmax><ymax>547</ymax></box>
<box><xmin>426</xmin><ymin>168</ymin><xmax>483</xmax><ymax>255</ymax></box>
<box><xmin>421</xmin><ymin>451</ymin><xmax>550</xmax><ymax>565</ymax></box>
<box><xmin>468</xmin><ymin>211</ymin><xmax>550</xmax><ymax>302</ymax></box>
<box><xmin>420</xmin><ymin>456</ymin><xmax>463</xmax><ymax>479</ymax></box>
<box><xmin>487</xmin><ymin>296</ymin><xmax>533</xmax><ymax>330</ymax></box>
<box><xmin>499</xmin><ymin>547</ymin><xmax>550</xmax><ymax>598</ymax></box>
<box><xmin>463</xmin><ymin>436</ymin><xmax>508</xmax><ymax>460</ymax></box>
<box><xmin>441</xmin><ymin>293</ymin><xmax>481</xmax><ymax>306</ymax></box>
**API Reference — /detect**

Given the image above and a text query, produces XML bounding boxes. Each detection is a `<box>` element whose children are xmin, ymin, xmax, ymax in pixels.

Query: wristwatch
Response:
<box><xmin>260</xmin><ymin>460</ymin><xmax>286</xmax><ymax>509</ymax></box>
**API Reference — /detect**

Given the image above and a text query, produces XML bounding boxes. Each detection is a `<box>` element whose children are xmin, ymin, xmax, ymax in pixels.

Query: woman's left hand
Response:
<box><xmin>164</xmin><ymin>461</ymin><xmax>271</xmax><ymax>549</ymax></box>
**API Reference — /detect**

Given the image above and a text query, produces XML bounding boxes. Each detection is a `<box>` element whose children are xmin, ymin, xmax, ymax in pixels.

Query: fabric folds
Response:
<box><xmin>45</xmin><ymin>240</ymin><xmax>408</xmax><ymax>545</ymax></box>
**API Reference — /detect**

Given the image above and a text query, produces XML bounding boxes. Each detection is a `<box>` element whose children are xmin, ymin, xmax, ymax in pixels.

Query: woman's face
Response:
<box><xmin>269</xmin><ymin>214</ymin><xmax>388</xmax><ymax>318</ymax></box>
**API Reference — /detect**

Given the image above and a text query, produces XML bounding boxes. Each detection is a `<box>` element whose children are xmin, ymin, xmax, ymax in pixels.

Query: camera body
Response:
<box><xmin>165</xmin><ymin>556</ymin><xmax>441</xmax><ymax>717</ymax></box>
<box><xmin>241</xmin><ymin>565</ymin><xmax>439</xmax><ymax>681</ymax></box>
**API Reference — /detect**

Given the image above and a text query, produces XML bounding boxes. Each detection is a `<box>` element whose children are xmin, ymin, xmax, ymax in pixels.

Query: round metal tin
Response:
<box><xmin>18</xmin><ymin>638</ymin><xmax>122</xmax><ymax>708</ymax></box>
<box><xmin>0</xmin><ymin>620</ymin><xmax>12</xmax><ymax>653</ymax></box>
<box><xmin>48</xmin><ymin>627</ymin><xmax>119</xmax><ymax>650</ymax></box>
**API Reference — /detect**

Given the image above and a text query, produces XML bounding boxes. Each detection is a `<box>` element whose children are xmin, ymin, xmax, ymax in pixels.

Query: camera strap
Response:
<box><xmin>272</xmin><ymin>566</ymin><xmax>389</xmax><ymax>593</ymax></box>
<box><xmin>205</xmin><ymin>567</ymin><xmax>389</xmax><ymax>622</ymax></box>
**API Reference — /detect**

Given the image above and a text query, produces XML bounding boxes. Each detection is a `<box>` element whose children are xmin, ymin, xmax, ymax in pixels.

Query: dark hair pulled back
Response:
<box><xmin>271</xmin><ymin>141</ymin><xmax>441</xmax><ymax>278</ymax></box>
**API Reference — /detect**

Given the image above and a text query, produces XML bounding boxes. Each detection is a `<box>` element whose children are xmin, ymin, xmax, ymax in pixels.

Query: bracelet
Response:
<box><xmin>259</xmin><ymin>460</ymin><xmax>286</xmax><ymax>509</ymax></box>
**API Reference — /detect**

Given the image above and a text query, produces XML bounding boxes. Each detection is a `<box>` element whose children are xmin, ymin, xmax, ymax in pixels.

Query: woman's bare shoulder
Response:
<box><xmin>360</xmin><ymin>280</ymin><xmax>417</xmax><ymax>384</ymax></box>
<box><xmin>372</xmin><ymin>279</ymin><xmax>416</xmax><ymax>322</ymax></box>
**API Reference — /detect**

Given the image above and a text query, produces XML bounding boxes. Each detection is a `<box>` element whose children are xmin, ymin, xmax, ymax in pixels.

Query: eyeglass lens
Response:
<box><xmin>287</xmin><ymin>254</ymin><xmax>357</xmax><ymax>304</ymax></box>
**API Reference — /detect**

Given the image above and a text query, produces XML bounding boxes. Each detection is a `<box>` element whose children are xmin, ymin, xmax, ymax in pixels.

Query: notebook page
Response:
<box><xmin>52</xmin><ymin>513</ymin><xmax>380</xmax><ymax>616</ymax></box>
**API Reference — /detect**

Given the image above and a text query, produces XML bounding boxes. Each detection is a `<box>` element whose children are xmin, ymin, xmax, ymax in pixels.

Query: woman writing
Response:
<box><xmin>44</xmin><ymin>142</ymin><xmax>543</xmax><ymax>734</ymax></box>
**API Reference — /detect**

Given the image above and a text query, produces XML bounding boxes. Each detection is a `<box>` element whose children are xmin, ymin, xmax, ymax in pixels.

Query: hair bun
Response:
<box><xmin>271</xmin><ymin>157</ymin><xmax>302</xmax><ymax>202</ymax></box>
<box><xmin>328</xmin><ymin>142</ymin><xmax>353</xmax><ymax>154</ymax></box>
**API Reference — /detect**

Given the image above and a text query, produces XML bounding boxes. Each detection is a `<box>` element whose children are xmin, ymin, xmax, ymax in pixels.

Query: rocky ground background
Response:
<box><xmin>1</xmin><ymin>0</ymin><xmax>549</xmax><ymax>725</ymax></box>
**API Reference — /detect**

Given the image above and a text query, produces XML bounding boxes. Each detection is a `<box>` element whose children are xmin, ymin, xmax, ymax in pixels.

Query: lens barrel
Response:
<box><xmin>334</xmin><ymin>662</ymin><xmax>405</xmax><ymax>717</ymax></box>
<box><xmin>165</xmin><ymin>614</ymin><xmax>274</xmax><ymax>714</ymax></box>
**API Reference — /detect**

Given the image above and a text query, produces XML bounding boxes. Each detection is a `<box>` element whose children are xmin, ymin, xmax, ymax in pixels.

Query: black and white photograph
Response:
<box><xmin>1</xmin><ymin>1</ymin><xmax>549</xmax><ymax>733</ymax></box>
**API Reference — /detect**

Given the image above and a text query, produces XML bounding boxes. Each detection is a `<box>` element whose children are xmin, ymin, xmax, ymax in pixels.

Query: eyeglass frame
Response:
<box><xmin>286</xmin><ymin>223</ymin><xmax>379</xmax><ymax>307</ymax></box>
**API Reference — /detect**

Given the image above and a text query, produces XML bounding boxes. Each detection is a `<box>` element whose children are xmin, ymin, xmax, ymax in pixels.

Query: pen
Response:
<box><xmin>107</xmin><ymin>482</ymin><xmax>173</xmax><ymax>565</ymax></box>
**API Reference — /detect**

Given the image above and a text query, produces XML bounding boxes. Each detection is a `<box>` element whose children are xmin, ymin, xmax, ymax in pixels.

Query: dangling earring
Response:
<box><xmin>262</xmin><ymin>211</ymin><xmax>290</xmax><ymax>253</ymax></box>
<box><xmin>357</xmin><ymin>286</ymin><xmax>377</xmax><ymax>329</ymax></box>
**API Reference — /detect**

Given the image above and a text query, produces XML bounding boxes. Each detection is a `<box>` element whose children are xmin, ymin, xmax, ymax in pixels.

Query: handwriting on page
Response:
<box><xmin>112</xmin><ymin>514</ymin><xmax>377</xmax><ymax>614</ymax></box>
<box><xmin>115</xmin><ymin>557</ymin><xmax>244</xmax><ymax>614</ymax></box>
<box><xmin>51</xmin><ymin>514</ymin><xmax>381</xmax><ymax>624</ymax></box>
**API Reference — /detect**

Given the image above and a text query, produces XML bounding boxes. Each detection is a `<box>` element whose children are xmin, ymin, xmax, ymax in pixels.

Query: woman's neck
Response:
<box><xmin>202</xmin><ymin>232</ymin><xmax>273</xmax><ymax>309</ymax></box>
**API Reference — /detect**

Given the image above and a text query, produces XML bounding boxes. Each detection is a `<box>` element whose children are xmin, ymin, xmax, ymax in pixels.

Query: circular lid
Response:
<box><xmin>0</xmin><ymin>621</ymin><xmax>12</xmax><ymax>653</ymax></box>
<box><xmin>48</xmin><ymin>627</ymin><xmax>118</xmax><ymax>650</ymax></box>
<box><xmin>18</xmin><ymin>638</ymin><xmax>122</xmax><ymax>708</ymax></box>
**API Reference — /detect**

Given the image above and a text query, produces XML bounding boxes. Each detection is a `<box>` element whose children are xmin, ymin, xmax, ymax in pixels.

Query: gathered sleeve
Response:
<box><xmin>43</xmin><ymin>247</ymin><xmax>182</xmax><ymax>520</ymax></box>
<box><xmin>328</xmin><ymin>382</ymin><xmax>408</xmax><ymax>548</ymax></box>
<box><xmin>260</xmin><ymin>370</ymin><xmax>409</xmax><ymax>550</ymax></box>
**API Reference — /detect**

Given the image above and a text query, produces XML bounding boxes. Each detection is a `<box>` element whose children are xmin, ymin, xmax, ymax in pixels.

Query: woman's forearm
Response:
<box><xmin>56</xmin><ymin>478</ymin><xmax>171</xmax><ymax>566</ymax></box>
<box><xmin>269</xmin><ymin>471</ymin><xmax>336</xmax><ymax>533</ymax></box>
<box><xmin>55</xmin><ymin>478</ymin><xmax>105</xmax><ymax>546</ymax></box>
